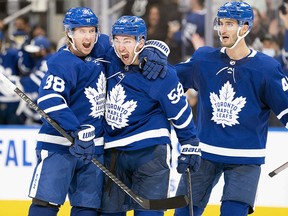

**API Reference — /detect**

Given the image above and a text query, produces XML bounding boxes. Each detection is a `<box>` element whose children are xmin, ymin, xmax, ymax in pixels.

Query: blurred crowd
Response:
<box><xmin>0</xmin><ymin>0</ymin><xmax>287</xmax><ymax>127</ymax></box>
<box><xmin>122</xmin><ymin>0</ymin><xmax>288</xmax><ymax>127</ymax></box>
<box><xmin>0</xmin><ymin>15</ymin><xmax>56</xmax><ymax>125</ymax></box>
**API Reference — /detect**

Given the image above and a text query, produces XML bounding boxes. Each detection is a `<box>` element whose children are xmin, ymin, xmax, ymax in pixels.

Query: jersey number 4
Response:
<box><xmin>282</xmin><ymin>77</ymin><xmax>288</xmax><ymax>91</ymax></box>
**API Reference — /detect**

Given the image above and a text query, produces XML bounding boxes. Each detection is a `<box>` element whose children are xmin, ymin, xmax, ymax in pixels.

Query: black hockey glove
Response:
<box><xmin>139</xmin><ymin>40</ymin><xmax>170</xmax><ymax>80</ymax></box>
<box><xmin>177</xmin><ymin>142</ymin><xmax>201</xmax><ymax>174</ymax></box>
<box><xmin>69</xmin><ymin>124</ymin><xmax>95</xmax><ymax>162</ymax></box>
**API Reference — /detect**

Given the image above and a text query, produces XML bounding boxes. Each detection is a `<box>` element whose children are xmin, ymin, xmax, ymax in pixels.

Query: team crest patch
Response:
<box><xmin>106</xmin><ymin>84</ymin><xmax>137</xmax><ymax>130</ymax></box>
<box><xmin>84</xmin><ymin>71</ymin><xmax>106</xmax><ymax>118</ymax></box>
<box><xmin>210</xmin><ymin>81</ymin><xmax>246</xmax><ymax>128</ymax></box>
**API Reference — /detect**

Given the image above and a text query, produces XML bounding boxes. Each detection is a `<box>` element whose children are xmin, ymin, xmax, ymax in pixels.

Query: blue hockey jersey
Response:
<box><xmin>176</xmin><ymin>46</ymin><xmax>288</xmax><ymax>164</ymax></box>
<box><xmin>173</xmin><ymin>9</ymin><xmax>205</xmax><ymax>57</ymax></box>
<box><xmin>17</xmin><ymin>54</ymin><xmax>52</xmax><ymax>122</ymax></box>
<box><xmin>103</xmin><ymin>48</ymin><xmax>198</xmax><ymax>151</ymax></box>
<box><xmin>0</xmin><ymin>48</ymin><xmax>22</xmax><ymax>104</ymax></box>
<box><xmin>275</xmin><ymin>29</ymin><xmax>288</xmax><ymax>75</ymax></box>
<box><xmin>36</xmin><ymin>47</ymin><xmax>106</xmax><ymax>153</ymax></box>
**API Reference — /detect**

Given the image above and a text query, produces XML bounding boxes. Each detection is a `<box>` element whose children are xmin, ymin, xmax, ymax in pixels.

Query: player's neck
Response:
<box><xmin>225</xmin><ymin>40</ymin><xmax>250</xmax><ymax>60</ymax></box>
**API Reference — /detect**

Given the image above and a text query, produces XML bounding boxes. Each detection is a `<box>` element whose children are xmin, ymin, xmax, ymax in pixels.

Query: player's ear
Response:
<box><xmin>65</xmin><ymin>29</ymin><xmax>73</xmax><ymax>40</ymax></box>
<box><xmin>240</xmin><ymin>24</ymin><xmax>249</xmax><ymax>36</ymax></box>
<box><xmin>139</xmin><ymin>38</ymin><xmax>145</xmax><ymax>49</ymax></box>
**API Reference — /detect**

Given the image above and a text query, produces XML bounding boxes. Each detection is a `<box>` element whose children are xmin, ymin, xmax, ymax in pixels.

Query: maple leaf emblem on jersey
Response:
<box><xmin>210</xmin><ymin>81</ymin><xmax>246</xmax><ymax>128</ymax></box>
<box><xmin>84</xmin><ymin>71</ymin><xmax>106</xmax><ymax>118</ymax></box>
<box><xmin>105</xmin><ymin>84</ymin><xmax>137</xmax><ymax>130</ymax></box>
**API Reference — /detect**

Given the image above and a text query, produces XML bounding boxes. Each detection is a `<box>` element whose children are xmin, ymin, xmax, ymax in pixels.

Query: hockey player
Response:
<box><xmin>17</xmin><ymin>36</ymin><xmax>53</xmax><ymax>124</ymax></box>
<box><xmin>276</xmin><ymin>4</ymin><xmax>288</xmax><ymax>75</ymax></box>
<box><xmin>27</xmin><ymin>7</ymin><xmax>171</xmax><ymax>216</ymax></box>
<box><xmin>172</xmin><ymin>2</ymin><xmax>288</xmax><ymax>216</ymax></box>
<box><xmin>27</xmin><ymin>7</ymin><xmax>106</xmax><ymax>216</ymax></box>
<box><xmin>100</xmin><ymin>16</ymin><xmax>201</xmax><ymax>216</ymax></box>
<box><xmin>0</xmin><ymin>30</ymin><xmax>26</xmax><ymax>124</ymax></box>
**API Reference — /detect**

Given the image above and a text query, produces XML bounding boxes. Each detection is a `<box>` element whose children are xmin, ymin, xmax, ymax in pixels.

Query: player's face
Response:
<box><xmin>218</xmin><ymin>19</ymin><xmax>239</xmax><ymax>48</ymax></box>
<box><xmin>72</xmin><ymin>26</ymin><xmax>96</xmax><ymax>56</ymax></box>
<box><xmin>113</xmin><ymin>35</ymin><xmax>141</xmax><ymax>65</ymax></box>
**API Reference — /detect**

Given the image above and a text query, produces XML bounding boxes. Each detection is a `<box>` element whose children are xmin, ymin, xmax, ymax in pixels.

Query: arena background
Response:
<box><xmin>0</xmin><ymin>0</ymin><xmax>288</xmax><ymax>215</ymax></box>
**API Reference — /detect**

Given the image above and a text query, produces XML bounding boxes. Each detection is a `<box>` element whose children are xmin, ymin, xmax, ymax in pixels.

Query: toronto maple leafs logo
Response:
<box><xmin>105</xmin><ymin>84</ymin><xmax>137</xmax><ymax>130</ymax></box>
<box><xmin>210</xmin><ymin>81</ymin><xmax>246</xmax><ymax>128</ymax></box>
<box><xmin>84</xmin><ymin>71</ymin><xmax>106</xmax><ymax>118</ymax></box>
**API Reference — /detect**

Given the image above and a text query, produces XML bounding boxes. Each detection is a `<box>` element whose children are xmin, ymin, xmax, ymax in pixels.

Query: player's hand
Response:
<box><xmin>177</xmin><ymin>144</ymin><xmax>201</xmax><ymax>174</ymax></box>
<box><xmin>139</xmin><ymin>48</ymin><xmax>167</xmax><ymax>79</ymax></box>
<box><xmin>139</xmin><ymin>40</ymin><xmax>170</xmax><ymax>80</ymax></box>
<box><xmin>69</xmin><ymin>124</ymin><xmax>96</xmax><ymax>162</ymax></box>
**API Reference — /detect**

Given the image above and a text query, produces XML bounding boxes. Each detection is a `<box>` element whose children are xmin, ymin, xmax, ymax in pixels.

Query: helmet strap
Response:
<box><xmin>130</xmin><ymin>41</ymin><xmax>144</xmax><ymax>65</ymax></box>
<box><xmin>68</xmin><ymin>29</ymin><xmax>99</xmax><ymax>56</ymax></box>
<box><xmin>218</xmin><ymin>26</ymin><xmax>250</xmax><ymax>50</ymax></box>
<box><xmin>69</xmin><ymin>36</ymin><xmax>85</xmax><ymax>56</ymax></box>
<box><xmin>113</xmin><ymin>40</ymin><xmax>145</xmax><ymax>66</ymax></box>
<box><xmin>228</xmin><ymin>26</ymin><xmax>250</xmax><ymax>50</ymax></box>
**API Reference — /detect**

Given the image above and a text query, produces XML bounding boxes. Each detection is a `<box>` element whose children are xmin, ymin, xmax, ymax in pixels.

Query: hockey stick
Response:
<box><xmin>269</xmin><ymin>161</ymin><xmax>288</xmax><ymax>177</ymax></box>
<box><xmin>186</xmin><ymin>168</ymin><xmax>193</xmax><ymax>216</ymax></box>
<box><xmin>0</xmin><ymin>72</ymin><xmax>188</xmax><ymax>210</ymax></box>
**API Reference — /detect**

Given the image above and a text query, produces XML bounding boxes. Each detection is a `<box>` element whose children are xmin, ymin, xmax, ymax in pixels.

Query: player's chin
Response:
<box><xmin>120</xmin><ymin>56</ymin><xmax>131</xmax><ymax>65</ymax></box>
<box><xmin>221</xmin><ymin>41</ymin><xmax>232</xmax><ymax>48</ymax></box>
<box><xmin>81</xmin><ymin>47</ymin><xmax>93</xmax><ymax>55</ymax></box>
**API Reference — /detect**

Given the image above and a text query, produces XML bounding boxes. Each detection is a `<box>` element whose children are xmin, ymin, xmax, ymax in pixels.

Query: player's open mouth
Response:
<box><xmin>83</xmin><ymin>43</ymin><xmax>91</xmax><ymax>49</ymax></box>
<box><xmin>122</xmin><ymin>54</ymin><xmax>129</xmax><ymax>61</ymax></box>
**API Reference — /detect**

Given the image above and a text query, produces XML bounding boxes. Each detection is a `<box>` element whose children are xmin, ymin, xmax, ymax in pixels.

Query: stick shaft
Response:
<box><xmin>269</xmin><ymin>161</ymin><xmax>288</xmax><ymax>177</ymax></box>
<box><xmin>0</xmin><ymin>72</ymin><xmax>146</xmax><ymax>207</ymax></box>
<box><xmin>0</xmin><ymin>72</ymin><xmax>189</xmax><ymax>210</ymax></box>
<box><xmin>187</xmin><ymin>169</ymin><xmax>193</xmax><ymax>216</ymax></box>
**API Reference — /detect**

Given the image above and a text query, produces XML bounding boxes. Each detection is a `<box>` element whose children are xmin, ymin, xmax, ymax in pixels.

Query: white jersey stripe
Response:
<box><xmin>29</xmin><ymin>150</ymin><xmax>49</xmax><ymax>198</ymax></box>
<box><xmin>277</xmin><ymin>108</ymin><xmax>288</xmax><ymax>119</ymax></box>
<box><xmin>172</xmin><ymin>111</ymin><xmax>193</xmax><ymax>129</ymax></box>
<box><xmin>168</xmin><ymin>101</ymin><xmax>189</xmax><ymax>120</ymax></box>
<box><xmin>37</xmin><ymin>134</ymin><xmax>71</xmax><ymax>146</ymax></box>
<box><xmin>30</xmin><ymin>73</ymin><xmax>42</xmax><ymax>86</ymax></box>
<box><xmin>44</xmin><ymin>104</ymin><xmax>68</xmax><ymax>113</ymax></box>
<box><xmin>37</xmin><ymin>93</ymin><xmax>67</xmax><ymax>104</ymax></box>
<box><xmin>200</xmin><ymin>142</ymin><xmax>266</xmax><ymax>158</ymax></box>
<box><xmin>104</xmin><ymin>128</ymin><xmax>170</xmax><ymax>149</ymax></box>
<box><xmin>37</xmin><ymin>133</ymin><xmax>104</xmax><ymax>147</ymax></box>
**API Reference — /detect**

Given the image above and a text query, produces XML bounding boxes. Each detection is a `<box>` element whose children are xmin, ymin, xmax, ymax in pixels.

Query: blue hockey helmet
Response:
<box><xmin>216</xmin><ymin>2</ymin><xmax>254</xmax><ymax>31</ymax></box>
<box><xmin>112</xmin><ymin>16</ymin><xmax>147</xmax><ymax>42</ymax></box>
<box><xmin>63</xmin><ymin>7</ymin><xmax>98</xmax><ymax>31</ymax></box>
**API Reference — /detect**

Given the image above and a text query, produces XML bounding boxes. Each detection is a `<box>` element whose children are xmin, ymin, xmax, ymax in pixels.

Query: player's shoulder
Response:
<box><xmin>98</xmin><ymin>34</ymin><xmax>110</xmax><ymax>45</ymax></box>
<box><xmin>192</xmin><ymin>46</ymin><xmax>219</xmax><ymax>59</ymax></box>
<box><xmin>155</xmin><ymin>64</ymin><xmax>179</xmax><ymax>84</ymax></box>
<box><xmin>248</xmin><ymin>50</ymin><xmax>282</xmax><ymax>74</ymax></box>
<box><xmin>4</xmin><ymin>47</ymin><xmax>19</xmax><ymax>58</ymax></box>
<box><xmin>48</xmin><ymin>47</ymin><xmax>78</xmax><ymax>64</ymax></box>
<box><xmin>47</xmin><ymin>47</ymin><xmax>84</xmax><ymax>76</ymax></box>
<box><xmin>105</xmin><ymin>47</ymin><xmax>122</xmax><ymax>67</ymax></box>
<box><xmin>91</xmin><ymin>34</ymin><xmax>111</xmax><ymax>58</ymax></box>
<box><xmin>253</xmin><ymin>51</ymin><xmax>280</xmax><ymax>67</ymax></box>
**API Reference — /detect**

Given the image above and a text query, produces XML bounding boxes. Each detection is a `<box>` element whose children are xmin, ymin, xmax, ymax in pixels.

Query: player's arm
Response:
<box><xmin>175</xmin><ymin>57</ymin><xmax>198</xmax><ymax>92</ymax></box>
<box><xmin>265</xmin><ymin>64</ymin><xmax>288</xmax><ymax>127</ymax></box>
<box><xmin>37</xmin><ymin>63</ymin><xmax>81</xmax><ymax>132</ymax></box>
<box><xmin>38</xmin><ymin>63</ymin><xmax>98</xmax><ymax>160</ymax></box>
<box><xmin>150</xmin><ymin>68</ymin><xmax>201</xmax><ymax>173</ymax></box>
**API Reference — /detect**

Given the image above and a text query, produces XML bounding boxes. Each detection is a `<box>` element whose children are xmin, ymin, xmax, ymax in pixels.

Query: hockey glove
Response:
<box><xmin>69</xmin><ymin>124</ymin><xmax>96</xmax><ymax>162</ymax></box>
<box><xmin>139</xmin><ymin>40</ymin><xmax>170</xmax><ymax>80</ymax></box>
<box><xmin>177</xmin><ymin>144</ymin><xmax>201</xmax><ymax>174</ymax></box>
